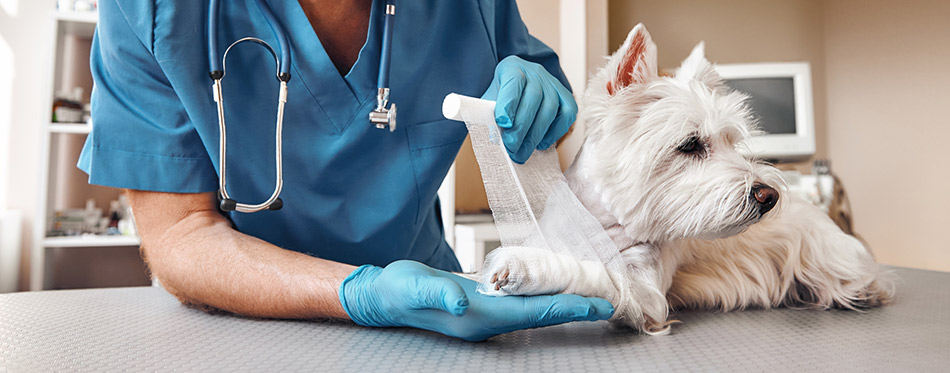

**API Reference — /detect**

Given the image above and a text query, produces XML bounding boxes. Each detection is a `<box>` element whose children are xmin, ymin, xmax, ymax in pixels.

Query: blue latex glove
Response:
<box><xmin>482</xmin><ymin>55</ymin><xmax>578</xmax><ymax>164</ymax></box>
<box><xmin>339</xmin><ymin>260</ymin><xmax>614</xmax><ymax>342</ymax></box>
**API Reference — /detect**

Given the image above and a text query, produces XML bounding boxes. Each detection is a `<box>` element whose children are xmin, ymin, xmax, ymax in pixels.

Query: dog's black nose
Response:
<box><xmin>751</xmin><ymin>183</ymin><xmax>779</xmax><ymax>215</ymax></box>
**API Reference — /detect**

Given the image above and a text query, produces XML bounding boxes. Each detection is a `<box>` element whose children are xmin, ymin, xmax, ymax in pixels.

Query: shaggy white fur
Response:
<box><xmin>480</xmin><ymin>24</ymin><xmax>894</xmax><ymax>334</ymax></box>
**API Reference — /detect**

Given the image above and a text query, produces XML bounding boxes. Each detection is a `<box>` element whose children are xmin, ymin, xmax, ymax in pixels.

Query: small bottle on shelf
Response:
<box><xmin>52</xmin><ymin>88</ymin><xmax>84</xmax><ymax>123</ymax></box>
<box><xmin>105</xmin><ymin>200</ymin><xmax>121</xmax><ymax>235</ymax></box>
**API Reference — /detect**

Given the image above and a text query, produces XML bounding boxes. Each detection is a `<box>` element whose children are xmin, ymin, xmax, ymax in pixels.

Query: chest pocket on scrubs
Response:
<box><xmin>406</xmin><ymin>119</ymin><xmax>469</xmax><ymax>224</ymax></box>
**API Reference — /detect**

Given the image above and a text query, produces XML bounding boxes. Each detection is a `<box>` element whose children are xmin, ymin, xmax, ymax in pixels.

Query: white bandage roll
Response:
<box><xmin>441</xmin><ymin>93</ymin><xmax>479</xmax><ymax>122</ymax></box>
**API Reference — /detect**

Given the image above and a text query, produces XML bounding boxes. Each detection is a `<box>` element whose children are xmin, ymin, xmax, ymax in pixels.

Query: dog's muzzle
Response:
<box><xmin>751</xmin><ymin>183</ymin><xmax>779</xmax><ymax>216</ymax></box>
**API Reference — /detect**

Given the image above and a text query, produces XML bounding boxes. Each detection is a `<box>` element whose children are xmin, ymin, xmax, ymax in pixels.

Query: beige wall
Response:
<box><xmin>517</xmin><ymin>0</ymin><xmax>561</xmax><ymax>55</ymax></box>
<box><xmin>823</xmin><ymin>0</ymin><xmax>950</xmax><ymax>271</ymax></box>
<box><xmin>609</xmin><ymin>0</ymin><xmax>949</xmax><ymax>271</ymax></box>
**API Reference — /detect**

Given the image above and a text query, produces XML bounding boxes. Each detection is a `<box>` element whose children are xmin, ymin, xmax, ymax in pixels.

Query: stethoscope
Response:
<box><xmin>208</xmin><ymin>0</ymin><xmax>397</xmax><ymax>213</ymax></box>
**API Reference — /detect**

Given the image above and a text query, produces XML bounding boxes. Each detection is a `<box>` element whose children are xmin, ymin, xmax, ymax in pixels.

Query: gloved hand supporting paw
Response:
<box><xmin>339</xmin><ymin>260</ymin><xmax>613</xmax><ymax>342</ymax></box>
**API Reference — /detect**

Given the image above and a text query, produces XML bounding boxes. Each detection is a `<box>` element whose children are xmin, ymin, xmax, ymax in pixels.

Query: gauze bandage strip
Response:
<box><xmin>442</xmin><ymin>94</ymin><xmax>626</xmax><ymax>298</ymax></box>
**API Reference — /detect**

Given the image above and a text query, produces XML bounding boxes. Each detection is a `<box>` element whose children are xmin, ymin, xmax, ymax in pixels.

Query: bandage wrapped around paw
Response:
<box><xmin>442</xmin><ymin>94</ymin><xmax>628</xmax><ymax>309</ymax></box>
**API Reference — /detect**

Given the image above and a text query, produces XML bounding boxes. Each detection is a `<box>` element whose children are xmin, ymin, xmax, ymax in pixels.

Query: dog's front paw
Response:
<box><xmin>478</xmin><ymin>246</ymin><xmax>556</xmax><ymax>297</ymax></box>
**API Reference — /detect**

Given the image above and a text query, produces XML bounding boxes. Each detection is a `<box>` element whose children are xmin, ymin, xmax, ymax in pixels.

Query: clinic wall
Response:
<box><xmin>0</xmin><ymin>6</ymin><xmax>11</xmax><ymax>212</ymax></box>
<box><xmin>822</xmin><ymin>0</ymin><xmax>950</xmax><ymax>272</ymax></box>
<box><xmin>609</xmin><ymin>0</ymin><xmax>950</xmax><ymax>271</ymax></box>
<box><xmin>1</xmin><ymin>1</ymin><xmax>56</xmax><ymax>291</ymax></box>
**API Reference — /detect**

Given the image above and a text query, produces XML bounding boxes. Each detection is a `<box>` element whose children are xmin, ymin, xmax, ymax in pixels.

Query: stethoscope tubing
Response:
<box><xmin>377</xmin><ymin>0</ymin><xmax>395</xmax><ymax>89</ymax></box>
<box><xmin>209</xmin><ymin>0</ymin><xmax>292</xmax><ymax>213</ymax></box>
<box><xmin>213</xmin><ymin>38</ymin><xmax>287</xmax><ymax>213</ymax></box>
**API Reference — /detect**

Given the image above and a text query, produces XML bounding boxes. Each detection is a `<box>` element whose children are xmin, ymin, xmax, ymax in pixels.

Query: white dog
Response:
<box><xmin>479</xmin><ymin>24</ymin><xmax>894</xmax><ymax>334</ymax></box>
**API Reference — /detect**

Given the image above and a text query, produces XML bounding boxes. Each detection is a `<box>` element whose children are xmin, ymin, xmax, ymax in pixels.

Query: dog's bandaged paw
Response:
<box><xmin>478</xmin><ymin>246</ymin><xmax>556</xmax><ymax>296</ymax></box>
<box><xmin>477</xmin><ymin>246</ymin><xmax>618</xmax><ymax>302</ymax></box>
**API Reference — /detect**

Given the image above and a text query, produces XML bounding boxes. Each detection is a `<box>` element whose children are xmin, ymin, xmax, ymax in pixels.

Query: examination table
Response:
<box><xmin>1</xmin><ymin>267</ymin><xmax>947</xmax><ymax>371</ymax></box>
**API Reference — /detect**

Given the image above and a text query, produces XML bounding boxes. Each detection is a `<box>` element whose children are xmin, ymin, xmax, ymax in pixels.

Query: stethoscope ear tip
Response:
<box><xmin>219</xmin><ymin>198</ymin><xmax>238</xmax><ymax>212</ymax></box>
<box><xmin>218</xmin><ymin>197</ymin><xmax>282</xmax><ymax>212</ymax></box>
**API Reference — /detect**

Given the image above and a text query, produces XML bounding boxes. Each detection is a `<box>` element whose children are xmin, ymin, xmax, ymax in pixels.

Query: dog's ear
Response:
<box><xmin>606</xmin><ymin>23</ymin><xmax>658</xmax><ymax>95</ymax></box>
<box><xmin>676</xmin><ymin>42</ymin><xmax>722</xmax><ymax>88</ymax></box>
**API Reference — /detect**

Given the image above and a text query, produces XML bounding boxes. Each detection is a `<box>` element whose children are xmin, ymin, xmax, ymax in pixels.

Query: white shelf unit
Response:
<box><xmin>54</xmin><ymin>10</ymin><xmax>99</xmax><ymax>24</ymax></box>
<box><xmin>32</xmin><ymin>10</ymin><xmax>141</xmax><ymax>290</ymax></box>
<box><xmin>49</xmin><ymin>122</ymin><xmax>92</xmax><ymax>134</ymax></box>
<box><xmin>43</xmin><ymin>235</ymin><xmax>141</xmax><ymax>248</ymax></box>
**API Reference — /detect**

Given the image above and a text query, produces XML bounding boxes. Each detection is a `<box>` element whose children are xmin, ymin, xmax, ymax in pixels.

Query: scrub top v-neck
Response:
<box><xmin>274</xmin><ymin>0</ymin><xmax>381</xmax><ymax>133</ymax></box>
<box><xmin>79</xmin><ymin>0</ymin><xmax>571</xmax><ymax>272</ymax></box>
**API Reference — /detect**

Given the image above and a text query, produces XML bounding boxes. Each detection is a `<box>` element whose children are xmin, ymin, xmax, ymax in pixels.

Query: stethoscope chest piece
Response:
<box><xmin>369</xmin><ymin>89</ymin><xmax>396</xmax><ymax>132</ymax></box>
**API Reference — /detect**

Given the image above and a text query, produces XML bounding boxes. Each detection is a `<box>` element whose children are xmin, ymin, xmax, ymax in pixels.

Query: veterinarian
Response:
<box><xmin>78</xmin><ymin>0</ymin><xmax>613</xmax><ymax>342</ymax></box>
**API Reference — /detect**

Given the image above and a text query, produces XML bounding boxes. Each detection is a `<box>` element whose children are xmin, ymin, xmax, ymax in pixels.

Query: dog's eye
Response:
<box><xmin>677</xmin><ymin>136</ymin><xmax>704</xmax><ymax>154</ymax></box>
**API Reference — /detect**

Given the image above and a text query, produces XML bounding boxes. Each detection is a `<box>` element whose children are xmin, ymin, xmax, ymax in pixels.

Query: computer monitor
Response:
<box><xmin>715</xmin><ymin>62</ymin><xmax>816</xmax><ymax>161</ymax></box>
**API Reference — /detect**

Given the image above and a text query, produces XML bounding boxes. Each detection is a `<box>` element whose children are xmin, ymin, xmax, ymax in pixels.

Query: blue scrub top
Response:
<box><xmin>79</xmin><ymin>0</ymin><xmax>570</xmax><ymax>272</ymax></box>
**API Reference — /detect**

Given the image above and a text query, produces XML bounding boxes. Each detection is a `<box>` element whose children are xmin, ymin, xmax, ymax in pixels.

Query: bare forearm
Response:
<box><xmin>145</xmin><ymin>214</ymin><xmax>355</xmax><ymax>319</ymax></box>
<box><xmin>129</xmin><ymin>190</ymin><xmax>355</xmax><ymax>320</ymax></box>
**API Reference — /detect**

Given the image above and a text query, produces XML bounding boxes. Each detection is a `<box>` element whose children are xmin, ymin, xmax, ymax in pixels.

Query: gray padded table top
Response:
<box><xmin>1</xmin><ymin>267</ymin><xmax>948</xmax><ymax>372</ymax></box>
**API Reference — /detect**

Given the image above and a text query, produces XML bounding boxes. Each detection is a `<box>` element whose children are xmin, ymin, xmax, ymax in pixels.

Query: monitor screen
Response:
<box><xmin>723</xmin><ymin>77</ymin><xmax>797</xmax><ymax>135</ymax></box>
<box><xmin>714</xmin><ymin>62</ymin><xmax>815</xmax><ymax>160</ymax></box>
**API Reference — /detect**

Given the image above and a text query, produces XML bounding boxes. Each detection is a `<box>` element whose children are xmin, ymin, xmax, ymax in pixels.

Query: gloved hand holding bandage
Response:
<box><xmin>482</xmin><ymin>55</ymin><xmax>578</xmax><ymax>164</ymax></box>
<box><xmin>339</xmin><ymin>260</ymin><xmax>614</xmax><ymax>342</ymax></box>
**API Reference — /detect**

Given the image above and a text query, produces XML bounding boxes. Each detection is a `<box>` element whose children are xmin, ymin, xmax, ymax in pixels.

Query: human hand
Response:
<box><xmin>482</xmin><ymin>55</ymin><xmax>578</xmax><ymax>164</ymax></box>
<box><xmin>339</xmin><ymin>260</ymin><xmax>614</xmax><ymax>342</ymax></box>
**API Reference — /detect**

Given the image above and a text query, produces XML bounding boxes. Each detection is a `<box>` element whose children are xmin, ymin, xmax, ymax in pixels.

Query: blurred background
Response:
<box><xmin>1</xmin><ymin>0</ymin><xmax>947</xmax><ymax>293</ymax></box>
